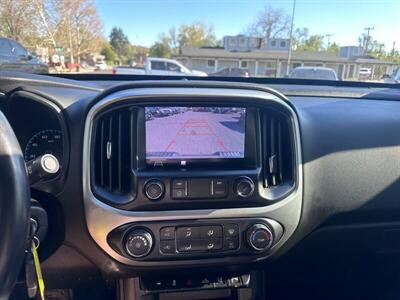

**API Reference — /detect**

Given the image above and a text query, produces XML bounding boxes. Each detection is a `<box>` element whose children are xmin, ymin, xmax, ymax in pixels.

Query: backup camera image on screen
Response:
<box><xmin>145</xmin><ymin>107</ymin><xmax>246</xmax><ymax>160</ymax></box>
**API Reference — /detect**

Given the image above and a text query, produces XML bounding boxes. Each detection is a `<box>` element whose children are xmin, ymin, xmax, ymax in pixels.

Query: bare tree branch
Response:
<box><xmin>246</xmin><ymin>6</ymin><xmax>291</xmax><ymax>40</ymax></box>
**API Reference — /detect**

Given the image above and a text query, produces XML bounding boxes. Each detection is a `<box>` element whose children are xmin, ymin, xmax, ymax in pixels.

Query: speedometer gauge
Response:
<box><xmin>24</xmin><ymin>129</ymin><xmax>63</xmax><ymax>164</ymax></box>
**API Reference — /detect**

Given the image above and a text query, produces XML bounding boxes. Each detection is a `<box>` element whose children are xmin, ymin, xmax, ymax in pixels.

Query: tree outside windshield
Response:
<box><xmin>0</xmin><ymin>0</ymin><xmax>399</xmax><ymax>83</ymax></box>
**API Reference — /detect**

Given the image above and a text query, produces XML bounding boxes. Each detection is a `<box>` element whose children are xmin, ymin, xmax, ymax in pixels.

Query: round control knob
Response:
<box><xmin>246</xmin><ymin>224</ymin><xmax>273</xmax><ymax>251</ymax></box>
<box><xmin>144</xmin><ymin>179</ymin><xmax>165</xmax><ymax>200</ymax></box>
<box><xmin>26</xmin><ymin>154</ymin><xmax>60</xmax><ymax>184</ymax></box>
<box><xmin>125</xmin><ymin>229</ymin><xmax>153</xmax><ymax>258</ymax></box>
<box><xmin>41</xmin><ymin>154</ymin><xmax>60</xmax><ymax>174</ymax></box>
<box><xmin>234</xmin><ymin>177</ymin><xmax>255</xmax><ymax>197</ymax></box>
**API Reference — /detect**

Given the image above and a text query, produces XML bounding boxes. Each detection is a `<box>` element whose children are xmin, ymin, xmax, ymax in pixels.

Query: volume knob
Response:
<box><xmin>246</xmin><ymin>224</ymin><xmax>273</xmax><ymax>251</ymax></box>
<box><xmin>144</xmin><ymin>179</ymin><xmax>165</xmax><ymax>201</ymax></box>
<box><xmin>234</xmin><ymin>177</ymin><xmax>255</xmax><ymax>197</ymax></box>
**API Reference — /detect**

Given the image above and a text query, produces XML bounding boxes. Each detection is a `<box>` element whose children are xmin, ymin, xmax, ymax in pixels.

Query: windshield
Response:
<box><xmin>0</xmin><ymin>0</ymin><xmax>399</xmax><ymax>83</ymax></box>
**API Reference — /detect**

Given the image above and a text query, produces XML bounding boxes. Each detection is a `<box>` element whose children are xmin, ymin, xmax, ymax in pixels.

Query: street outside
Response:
<box><xmin>2</xmin><ymin>1</ymin><xmax>399</xmax><ymax>82</ymax></box>
<box><xmin>146</xmin><ymin>109</ymin><xmax>245</xmax><ymax>159</ymax></box>
<box><xmin>48</xmin><ymin>67</ymin><xmax>389</xmax><ymax>83</ymax></box>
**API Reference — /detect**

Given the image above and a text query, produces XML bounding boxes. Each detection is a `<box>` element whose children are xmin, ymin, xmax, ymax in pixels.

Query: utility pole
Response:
<box><xmin>363</xmin><ymin>26</ymin><xmax>374</xmax><ymax>55</ymax></box>
<box><xmin>286</xmin><ymin>0</ymin><xmax>296</xmax><ymax>76</ymax></box>
<box><xmin>325</xmin><ymin>34</ymin><xmax>333</xmax><ymax>48</ymax></box>
<box><xmin>378</xmin><ymin>43</ymin><xmax>384</xmax><ymax>54</ymax></box>
<box><xmin>391</xmin><ymin>41</ymin><xmax>396</xmax><ymax>58</ymax></box>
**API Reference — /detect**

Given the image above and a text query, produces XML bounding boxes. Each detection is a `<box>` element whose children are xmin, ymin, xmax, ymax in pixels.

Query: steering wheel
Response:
<box><xmin>0</xmin><ymin>111</ymin><xmax>30</xmax><ymax>299</ymax></box>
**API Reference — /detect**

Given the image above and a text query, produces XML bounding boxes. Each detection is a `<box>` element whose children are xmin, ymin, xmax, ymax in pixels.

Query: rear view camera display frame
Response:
<box><xmin>145</xmin><ymin>106</ymin><xmax>246</xmax><ymax>165</ymax></box>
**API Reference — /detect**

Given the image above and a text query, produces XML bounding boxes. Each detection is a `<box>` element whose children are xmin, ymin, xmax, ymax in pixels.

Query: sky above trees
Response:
<box><xmin>97</xmin><ymin>0</ymin><xmax>399</xmax><ymax>52</ymax></box>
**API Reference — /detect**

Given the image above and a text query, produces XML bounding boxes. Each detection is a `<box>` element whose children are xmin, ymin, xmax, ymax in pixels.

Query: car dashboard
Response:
<box><xmin>2</xmin><ymin>72</ymin><xmax>400</xmax><ymax>299</ymax></box>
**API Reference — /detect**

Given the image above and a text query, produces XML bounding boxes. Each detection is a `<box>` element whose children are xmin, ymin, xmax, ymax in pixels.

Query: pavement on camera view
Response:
<box><xmin>146</xmin><ymin>111</ymin><xmax>244</xmax><ymax>158</ymax></box>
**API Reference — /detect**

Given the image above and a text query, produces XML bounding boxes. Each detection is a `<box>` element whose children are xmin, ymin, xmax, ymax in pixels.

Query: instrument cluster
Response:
<box><xmin>6</xmin><ymin>92</ymin><xmax>67</xmax><ymax>186</ymax></box>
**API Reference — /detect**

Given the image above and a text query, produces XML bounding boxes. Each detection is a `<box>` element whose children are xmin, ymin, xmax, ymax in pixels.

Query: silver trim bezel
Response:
<box><xmin>235</xmin><ymin>177</ymin><xmax>255</xmax><ymax>198</ymax></box>
<box><xmin>124</xmin><ymin>229</ymin><xmax>154</xmax><ymax>258</ymax></box>
<box><xmin>248</xmin><ymin>224</ymin><xmax>274</xmax><ymax>251</ymax></box>
<box><xmin>83</xmin><ymin>87</ymin><xmax>303</xmax><ymax>266</ymax></box>
<box><xmin>144</xmin><ymin>179</ymin><xmax>165</xmax><ymax>200</ymax></box>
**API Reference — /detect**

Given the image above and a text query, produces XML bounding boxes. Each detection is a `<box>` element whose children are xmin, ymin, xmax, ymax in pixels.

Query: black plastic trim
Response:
<box><xmin>50</xmin><ymin>73</ymin><xmax>400</xmax><ymax>90</ymax></box>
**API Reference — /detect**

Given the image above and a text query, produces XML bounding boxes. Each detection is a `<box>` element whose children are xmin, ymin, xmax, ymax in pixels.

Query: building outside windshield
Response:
<box><xmin>0</xmin><ymin>0</ymin><xmax>399</xmax><ymax>83</ymax></box>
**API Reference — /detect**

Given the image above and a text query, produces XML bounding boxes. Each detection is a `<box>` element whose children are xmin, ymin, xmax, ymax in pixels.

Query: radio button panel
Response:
<box><xmin>171</xmin><ymin>177</ymin><xmax>229</xmax><ymax>200</ymax></box>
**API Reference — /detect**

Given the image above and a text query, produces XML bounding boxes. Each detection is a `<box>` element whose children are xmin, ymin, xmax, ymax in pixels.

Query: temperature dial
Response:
<box><xmin>246</xmin><ymin>224</ymin><xmax>273</xmax><ymax>251</ymax></box>
<box><xmin>125</xmin><ymin>229</ymin><xmax>153</xmax><ymax>258</ymax></box>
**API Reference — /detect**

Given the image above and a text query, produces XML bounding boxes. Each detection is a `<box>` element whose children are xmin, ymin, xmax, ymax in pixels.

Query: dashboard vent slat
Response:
<box><xmin>269</xmin><ymin>117</ymin><xmax>277</xmax><ymax>186</ymax></box>
<box><xmin>262</xmin><ymin>112</ymin><xmax>293</xmax><ymax>189</ymax></box>
<box><xmin>108</xmin><ymin>116</ymin><xmax>113</xmax><ymax>191</ymax></box>
<box><xmin>118</xmin><ymin>112</ymin><xmax>123</xmax><ymax>192</ymax></box>
<box><xmin>99</xmin><ymin>120</ymin><xmax>105</xmax><ymax>186</ymax></box>
<box><xmin>93</xmin><ymin>108</ymin><xmax>132</xmax><ymax>197</ymax></box>
<box><xmin>277</xmin><ymin>120</ymin><xmax>283</xmax><ymax>183</ymax></box>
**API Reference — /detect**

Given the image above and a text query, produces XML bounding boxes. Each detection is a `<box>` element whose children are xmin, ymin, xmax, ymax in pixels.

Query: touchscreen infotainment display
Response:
<box><xmin>145</xmin><ymin>106</ymin><xmax>245</xmax><ymax>161</ymax></box>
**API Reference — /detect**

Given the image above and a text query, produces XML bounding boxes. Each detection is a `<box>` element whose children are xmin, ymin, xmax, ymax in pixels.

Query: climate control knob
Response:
<box><xmin>125</xmin><ymin>229</ymin><xmax>153</xmax><ymax>258</ymax></box>
<box><xmin>234</xmin><ymin>177</ymin><xmax>255</xmax><ymax>197</ymax></box>
<box><xmin>144</xmin><ymin>179</ymin><xmax>165</xmax><ymax>200</ymax></box>
<box><xmin>246</xmin><ymin>224</ymin><xmax>273</xmax><ymax>251</ymax></box>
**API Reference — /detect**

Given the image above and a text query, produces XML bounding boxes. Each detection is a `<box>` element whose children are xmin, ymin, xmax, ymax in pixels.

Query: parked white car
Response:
<box><xmin>95</xmin><ymin>60</ymin><xmax>108</xmax><ymax>71</ymax></box>
<box><xmin>112</xmin><ymin>57</ymin><xmax>207</xmax><ymax>76</ymax></box>
<box><xmin>288</xmin><ymin>67</ymin><xmax>339</xmax><ymax>81</ymax></box>
<box><xmin>359</xmin><ymin>68</ymin><xmax>372</xmax><ymax>80</ymax></box>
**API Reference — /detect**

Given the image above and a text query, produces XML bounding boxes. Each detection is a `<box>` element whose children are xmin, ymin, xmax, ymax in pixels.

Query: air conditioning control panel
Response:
<box><xmin>107</xmin><ymin>218</ymin><xmax>283</xmax><ymax>261</ymax></box>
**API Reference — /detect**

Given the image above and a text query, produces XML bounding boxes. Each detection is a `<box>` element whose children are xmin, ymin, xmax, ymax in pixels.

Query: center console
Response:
<box><xmin>83</xmin><ymin>85</ymin><xmax>302</xmax><ymax>276</ymax></box>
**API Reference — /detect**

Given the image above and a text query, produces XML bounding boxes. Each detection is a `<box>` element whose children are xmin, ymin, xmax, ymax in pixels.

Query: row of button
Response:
<box><xmin>178</xmin><ymin>238</ymin><xmax>222</xmax><ymax>251</ymax></box>
<box><xmin>141</xmin><ymin>273</ymin><xmax>250</xmax><ymax>292</ymax></box>
<box><xmin>172</xmin><ymin>178</ymin><xmax>228</xmax><ymax>199</ymax></box>
<box><xmin>178</xmin><ymin>236</ymin><xmax>239</xmax><ymax>252</ymax></box>
<box><xmin>159</xmin><ymin>224</ymin><xmax>240</xmax><ymax>254</ymax></box>
<box><xmin>160</xmin><ymin>236</ymin><xmax>239</xmax><ymax>254</ymax></box>
<box><xmin>160</xmin><ymin>224</ymin><xmax>239</xmax><ymax>241</ymax></box>
<box><xmin>177</xmin><ymin>226</ymin><xmax>223</xmax><ymax>239</ymax></box>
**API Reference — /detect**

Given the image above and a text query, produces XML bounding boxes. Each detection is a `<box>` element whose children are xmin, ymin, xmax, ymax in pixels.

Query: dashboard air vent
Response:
<box><xmin>93</xmin><ymin>108</ymin><xmax>132</xmax><ymax>196</ymax></box>
<box><xmin>261</xmin><ymin>112</ymin><xmax>294</xmax><ymax>189</ymax></box>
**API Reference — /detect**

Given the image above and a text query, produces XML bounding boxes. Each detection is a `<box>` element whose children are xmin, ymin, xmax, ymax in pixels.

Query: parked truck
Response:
<box><xmin>112</xmin><ymin>57</ymin><xmax>207</xmax><ymax>76</ymax></box>
<box><xmin>0</xmin><ymin>37</ymin><xmax>48</xmax><ymax>74</ymax></box>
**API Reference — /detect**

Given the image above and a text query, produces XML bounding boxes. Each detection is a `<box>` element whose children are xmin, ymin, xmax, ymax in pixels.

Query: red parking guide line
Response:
<box><xmin>184</xmin><ymin>118</ymin><xmax>207</xmax><ymax>123</ymax></box>
<box><xmin>206</xmin><ymin>118</ymin><xmax>228</xmax><ymax>151</ymax></box>
<box><xmin>216</xmin><ymin>139</ymin><xmax>228</xmax><ymax>151</ymax></box>
<box><xmin>178</xmin><ymin>133</ymin><xmax>212</xmax><ymax>136</ymax></box>
<box><xmin>183</xmin><ymin>124</ymin><xmax>210</xmax><ymax>127</ymax></box>
<box><xmin>163</xmin><ymin>117</ymin><xmax>197</xmax><ymax>152</ymax></box>
<box><xmin>164</xmin><ymin>139</ymin><xmax>176</xmax><ymax>152</ymax></box>
<box><xmin>177</xmin><ymin>118</ymin><xmax>213</xmax><ymax>136</ymax></box>
<box><xmin>162</xmin><ymin>114</ymin><xmax>228</xmax><ymax>154</ymax></box>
